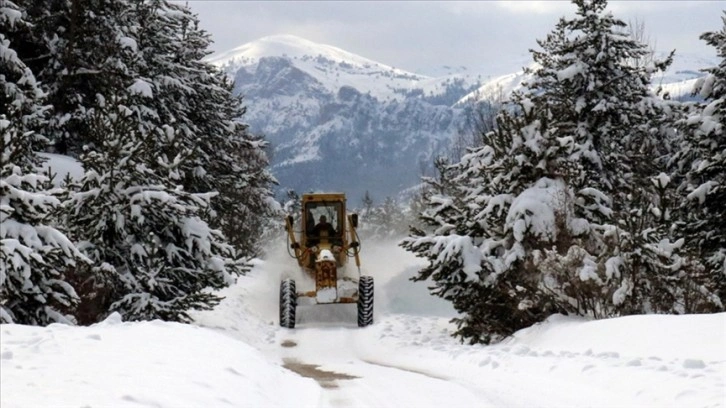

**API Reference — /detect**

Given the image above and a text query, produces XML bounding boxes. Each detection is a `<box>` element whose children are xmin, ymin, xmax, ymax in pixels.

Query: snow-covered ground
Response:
<box><xmin>37</xmin><ymin>152</ymin><xmax>84</xmax><ymax>187</ymax></box>
<box><xmin>2</xmin><ymin>237</ymin><xmax>725</xmax><ymax>407</ymax></box>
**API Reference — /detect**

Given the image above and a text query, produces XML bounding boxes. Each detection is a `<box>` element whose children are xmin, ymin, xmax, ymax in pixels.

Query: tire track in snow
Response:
<box><xmin>360</xmin><ymin>358</ymin><xmax>451</xmax><ymax>381</ymax></box>
<box><xmin>283</xmin><ymin>358</ymin><xmax>359</xmax><ymax>389</ymax></box>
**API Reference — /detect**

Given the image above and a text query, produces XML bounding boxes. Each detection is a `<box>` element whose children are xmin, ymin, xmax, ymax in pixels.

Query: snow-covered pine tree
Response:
<box><xmin>14</xmin><ymin>0</ymin><xmax>137</xmax><ymax>156</ymax></box>
<box><xmin>671</xmin><ymin>13</ymin><xmax>726</xmax><ymax>312</ymax></box>
<box><xmin>401</xmin><ymin>156</ymin><xmax>494</xmax><ymax>342</ymax></box>
<box><xmin>490</xmin><ymin>0</ymin><xmax>691</xmax><ymax>320</ymax></box>
<box><xmin>405</xmin><ymin>101</ymin><xmax>582</xmax><ymax>343</ymax></box>
<box><xmin>63</xmin><ymin>91</ymin><xmax>243</xmax><ymax>323</ymax></box>
<box><xmin>403</xmin><ymin>0</ymin><xmax>689</xmax><ymax>343</ymax></box>
<box><xmin>360</xmin><ymin>196</ymin><xmax>408</xmax><ymax>238</ymax></box>
<box><xmin>181</xmin><ymin>6</ymin><xmax>277</xmax><ymax>258</ymax></box>
<box><xmin>129</xmin><ymin>0</ymin><xmax>276</xmax><ymax>257</ymax></box>
<box><xmin>22</xmin><ymin>0</ymin><xmax>250</xmax><ymax>323</ymax></box>
<box><xmin>186</xmin><ymin>72</ymin><xmax>277</xmax><ymax>257</ymax></box>
<box><xmin>1</xmin><ymin>1</ymin><xmax>86</xmax><ymax>325</ymax></box>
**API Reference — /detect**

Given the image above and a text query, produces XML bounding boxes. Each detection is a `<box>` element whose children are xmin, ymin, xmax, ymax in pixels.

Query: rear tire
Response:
<box><xmin>357</xmin><ymin>275</ymin><xmax>374</xmax><ymax>327</ymax></box>
<box><xmin>280</xmin><ymin>279</ymin><xmax>297</xmax><ymax>328</ymax></box>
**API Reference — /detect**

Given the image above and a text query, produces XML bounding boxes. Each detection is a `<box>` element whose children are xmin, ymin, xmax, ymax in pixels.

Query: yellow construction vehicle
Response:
<box><xmin>280</xmin><ymin>192</ymin><xmax>373</xmax><ymax>328</ymax></box>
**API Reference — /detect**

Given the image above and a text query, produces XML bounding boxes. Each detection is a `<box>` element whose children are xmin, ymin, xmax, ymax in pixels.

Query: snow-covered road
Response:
<box><xmin>193</xmin><ymin>238</ymin><xmax>498</xmax><ymax>407</ymax></box>
<box><xmin>2</xmin><ymin>237</ymin><xmax>724</xmax><ymax>407</ymax></box>
<box><xmin>192</xmin><ymin>237</ymin><xmax>726</xmax><ymax>408</ymax></box>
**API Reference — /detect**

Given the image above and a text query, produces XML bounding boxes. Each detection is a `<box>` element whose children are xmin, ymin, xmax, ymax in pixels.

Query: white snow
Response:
<box><xmin>315</xmin><ymin>287</ymin><xmax>338</xmax><ymax>304</ymax></box>
<box><xmin>0</xmin><ymin>313</ymin><xmax>316</xmax><ymax>407</ymax></box>
<box><xmin>687</xmin><ymin>181</ymin><xmax>718</xmax><ymax>204</ymax></box>
<box><xmin>557</xmin><ymin>61</ymin><xmax>586</xmax><ymax>81</ymax></box>
<box><xmin>205</xmin><ymin>34</ymin><xmax>481</xmax><ymax>103</ymax></box>
<box><xmin>128</xmin><ymin>79</ymin><xmax>154</xmax><ymax>98</ymax></box>
<box><xmin>0</xmin><ymin>6</ymin><xmax>22</xmax><ymax>27</ymax></box>
<box><xmin>460</xmin><ymin>52</ymin><xmax>720</xmax><ymax>104</ymax></box>
<box><xmin>36</xmin><ymin>153</ymin><xmax>84</xmax><ymax>187</ymax></box>
<box><xmin>2</xmin><ymin>237</ymin><xmax>724</xmax><ymax>407</ymax></box>
<box><xmin>652</xmin><ymin>172</ymin><xmax>671</xmax><ymax>188</ymax></box>
<box><xmin>430</xmin><ymin>234</ymin><xmax>482</xmax><ymax>278</ymax></box>
<box><xmin>456</xmin><ymin>65</ymin><xmax>535</xmax><ymax>106</ymax></box>
<box><xmin>506</xmin><ymin>177</ymin><xmax>567</xmax><ymax>243</ymax></box>
<box><xmin>697</xmin><ymin>74</ymin><xmax>716</xmax><ymax>99</ymax></box>
<box><xmin>118</xmin><ymin>36</ymin><xmax>138</xmax><ymax>52</ymax></box>
<box><xmin>659</xmin><ymin>77</ymin><xmax>701</xmax><ymax>99</ymax></box>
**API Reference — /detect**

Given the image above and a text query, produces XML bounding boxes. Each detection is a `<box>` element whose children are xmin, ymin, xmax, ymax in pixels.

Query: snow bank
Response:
<box><xmin>0</xmin><ymin>314</ymin><xmax>319</xmax><ymax>408</ymax></box>
<box><xmin>37</xmin><ymin>153</ymin><xmax>84</xmax><ymax>187</ymax></box>
<box><xmin>508</xmin><ymin>313</ymin><xmax>725</xmax><ymax>361</ymax></box>
<box><xmin>2</xmin><ymin>236</ymin><xmax>724</xmax><ymax>408</ymax></box>
<box><xmin>356</xmin><ymin>312</ymin><xmax>726</xmax><ymax>408</ymax></box>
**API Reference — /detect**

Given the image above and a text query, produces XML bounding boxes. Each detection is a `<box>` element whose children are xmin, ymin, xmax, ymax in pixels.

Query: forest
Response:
<box><xmin>1</xmin><ymin>0</ymin><xmax>724</xmax><ymax>346</ymax></box>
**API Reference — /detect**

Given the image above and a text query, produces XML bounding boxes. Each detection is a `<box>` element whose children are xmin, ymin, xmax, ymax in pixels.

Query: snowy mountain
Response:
<box><xmin>207</xmin><ymin>36</ymin><xmax>716</xmax><ymax>202</ymax></box>
<box><xmin>208</xmin><ymin>35</ymin><xmax>483</xmax><ymax>102</ymax></box>
<box><xmin>652</xmin><ymin>52</ymin><xmax>719</xmax><ymax>100</ymax></box>
<box><xmin>458</xmin><ymin>52</ymin><xmax>719</xmax><ymax>105</ymax></box>
<box><xmin>207</xmin><ymin>35</ymin><xmax>484</xmax><ymax>202</ymax></box>
<box><xmin>455</xmin><ymin>64</ymin><xmax>535</xmax><ymax>106</ymax></box>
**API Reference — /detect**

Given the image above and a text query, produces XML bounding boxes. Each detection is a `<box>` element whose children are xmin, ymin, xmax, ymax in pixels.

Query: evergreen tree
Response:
<box><xmin>505</xmin><ymin>0</ymin><xmax>691</xmax><ymax>318</ymax></box>
<box><xmin>129</xmin><ymin>0</ymin><xmax>276</xmax><ymax>257</ymax></box>
<box><xmin>63</xmin><ymin>93</ymin><xmax>244</xmax><ymax>323</ymax></box>
<box><xmin>361</xmin><ymin>196</ymin><xmax>408</xmax><ymax>238</ymax></box>
<box><xmin>14</xmin><ymin>0</ymin><xmax>136</xmax><ymax>156</ymax></box>
<box><xmin>16</xmin><ymin>0</ymin><xmax>276</xmax><ymax>261</ymax></box>
<box><xmin>672</xmin><ymin>13</ymin><xmax>726</xmax><ymax>311</ymax></box>
<box><xmin>24</xmin><ymin>0</ymin><xmax>254</xmax><ymax>322</ymax></box>
<box><xmin>401</xmin><ymin>157</ymin><xmax>486</xmax><ymax>340</ymax></box>
<box><xmin>6</xmin><ymin>0</ymin><xmax>272</xmax><ymax>322</ymax></box>
<box><xmin>362</xmin><ymin>190</ymin><xmax>374</xmax><ymax>217</ymax></box>
<box><xmin>403</xmin><ymin>0</ymin><xmax>691</xmax><ymax>344</ymax></box>
<box><xmin>1</xmin><ymin>1</ymin><xmax>86</xmax><ymax>324</ymax></box>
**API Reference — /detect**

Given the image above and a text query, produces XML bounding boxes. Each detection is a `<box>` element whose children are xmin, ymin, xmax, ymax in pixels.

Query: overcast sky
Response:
<box><xmin>181</xmin><ymin>1</ymin><xmax>724</xmax><ymax>75</ymax></box>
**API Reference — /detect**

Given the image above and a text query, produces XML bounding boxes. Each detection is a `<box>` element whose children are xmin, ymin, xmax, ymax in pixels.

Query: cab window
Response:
<box><xmin>305</xmin><ymin>202</ymin><xmax>342</xmax><ymax>237</ymax></box>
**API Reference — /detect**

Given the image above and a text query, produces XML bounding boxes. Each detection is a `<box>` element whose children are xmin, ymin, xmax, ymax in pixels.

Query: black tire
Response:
<box><xmin>357</xmin><ymin>275</ymin><xmax>374</xmax><ymax>327</ymax></box>
<box><xmin>280</xmin><ymin>279</ymin><xmax>297</xmax><ymax>328</ymax></box>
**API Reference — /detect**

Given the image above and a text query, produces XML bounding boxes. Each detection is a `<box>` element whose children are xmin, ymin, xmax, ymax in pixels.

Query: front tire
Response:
<box><xmin>280</xmin><ymin>279</ymin><xmax>297</xmax><ymax>328</ymax></box>
<box><xmin>357</xmin><ymin>275</ymin><xmax>374</xmax><ymax>327</ymax></box>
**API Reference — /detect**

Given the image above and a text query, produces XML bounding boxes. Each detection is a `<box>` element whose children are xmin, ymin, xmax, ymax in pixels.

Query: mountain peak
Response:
<box><xmin>206</xmin><ymin>34</ymin><xmax>450</xmax><ymax>101</ymax></box>
<box><xmin>206</xmin><ymin>34</ymin><xmax>411</xmax><ymax>77</ymax></box>
<box><xmin>208</xmin><ymin>34</ymin><xmax>342</xmax><ymax>63</ymax></box>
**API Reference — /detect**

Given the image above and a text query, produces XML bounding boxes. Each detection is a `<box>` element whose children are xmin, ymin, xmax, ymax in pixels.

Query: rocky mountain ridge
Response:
<box><xmin>207</xmin><ymin>35</ymin><xmax>716</xmax><ymax>203</ymax></box>
<box><xmin>209</xmin><ymin>35</ymin><xmax>482</xmax><ymax>201</ymax></box>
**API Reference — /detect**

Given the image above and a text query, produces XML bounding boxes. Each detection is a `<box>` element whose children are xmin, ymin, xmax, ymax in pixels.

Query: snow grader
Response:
<box><xmin>280</xmin><ymin>192</ymin><xmax>374</xmax><ymax>328</ymax></box>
